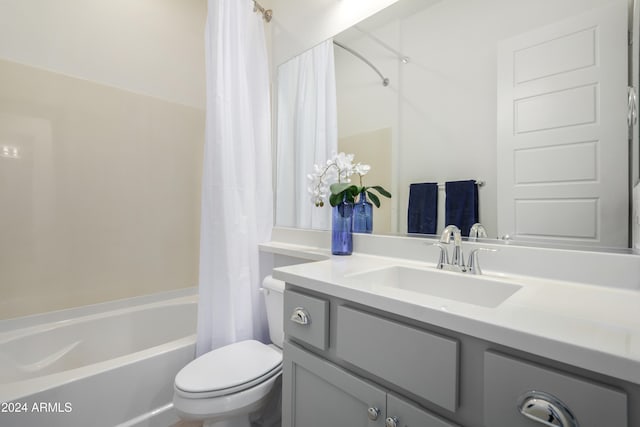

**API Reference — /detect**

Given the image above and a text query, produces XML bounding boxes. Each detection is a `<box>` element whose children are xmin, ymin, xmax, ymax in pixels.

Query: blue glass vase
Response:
<box><xmin>352</xmin><ymin>190</ymin><xmax>373</xmax><ymax>234</ymax></box>
<box><xmin>331</xmin><ymin>198</ymin><xmax>353</xmax><ymax>255</ymax></box>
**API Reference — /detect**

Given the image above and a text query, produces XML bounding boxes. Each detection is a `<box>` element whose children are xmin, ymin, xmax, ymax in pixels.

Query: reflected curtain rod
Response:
<box><xmin>333</xmin><ymin>40</ymin><xmax>389</xmax><ymax>87</ymax></box>
<box><xmin>252</xmin><ymin>0</ymin><xmax>272</xmax><ymax>22</ymax></box>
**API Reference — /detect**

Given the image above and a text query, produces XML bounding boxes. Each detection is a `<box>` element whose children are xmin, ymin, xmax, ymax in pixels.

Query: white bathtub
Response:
<box><xmin>0</xmin><ymin>289</ymin><xmax>197</xmax><ymax>427</ymax></box>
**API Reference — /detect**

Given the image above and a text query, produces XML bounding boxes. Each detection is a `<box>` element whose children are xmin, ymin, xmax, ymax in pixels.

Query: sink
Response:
<box><xmin>346</xmin><ymin>266</ymin><xmax>522</xmax><ymax>308</ymax></box>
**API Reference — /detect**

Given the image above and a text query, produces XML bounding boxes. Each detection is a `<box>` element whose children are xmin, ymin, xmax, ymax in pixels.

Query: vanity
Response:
<box><xmin>265</xmin><ymin>231</ymin><xmax>640</xmax><ymax>427</ymax></box>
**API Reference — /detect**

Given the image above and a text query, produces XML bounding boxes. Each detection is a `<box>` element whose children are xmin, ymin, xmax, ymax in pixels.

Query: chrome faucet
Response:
<box><xmin>433</xmin><ymin>224</ymin><xmax>496</xmax><ymax>274</ymax></box>
<box><xmin>437</xmin><ymin>225</ymin><xmax>465</xmax><ymax>271</ymax></box>
<box><xmin>469</xmin><ymin>223</ymin><xmax>487</xmax><ymax>240</ymax></box>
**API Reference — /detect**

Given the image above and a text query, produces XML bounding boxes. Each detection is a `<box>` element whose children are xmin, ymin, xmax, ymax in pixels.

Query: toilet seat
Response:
<box><xmin>174</xmin><ymin>340</ymin><xmax>282</xmax><ymax>399</ymax></box>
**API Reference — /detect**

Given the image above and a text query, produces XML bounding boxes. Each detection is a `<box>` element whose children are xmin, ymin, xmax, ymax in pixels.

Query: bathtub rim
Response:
<box><xmin>0</xmin><ymin>287</ymin><xmax>196</xmax><ymax>333</ymax></box>
<box><xmin>0</xmin><ymin>288</ymin><xmax>197</xmax><ymax>402</ymax></box>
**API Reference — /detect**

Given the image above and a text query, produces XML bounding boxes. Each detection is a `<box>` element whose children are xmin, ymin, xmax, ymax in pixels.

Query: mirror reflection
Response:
<box><xmin>275</xmin><ymin>0</ymin><xmax>637</xmax><ymax>250</ymax></box>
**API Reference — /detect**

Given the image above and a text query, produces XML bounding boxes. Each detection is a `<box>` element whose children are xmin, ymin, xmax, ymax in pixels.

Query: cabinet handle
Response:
<box><xmin>385</xmin><ymin>416</ymin><xmax>399</xmax><ymax>427</ymax></box>
<box><xmin>367</xmin><ymin>407</ymin><xmax>380</xmax><ymax>421</ymax></box>
<box><xmin>517</xmin><ymin>391</ymin><xmax>578</xmax><ymax>427</ymax></box>
<box><xmin>290</xmin><ymin>307</ymin><xmax>311</xmax><ymax>325</ymax></box>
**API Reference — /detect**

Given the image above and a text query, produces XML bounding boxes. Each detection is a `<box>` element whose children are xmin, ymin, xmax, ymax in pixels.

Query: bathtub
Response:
<box><xmin>0</xmin><ymin>289</ymin><xmax>197</xmax><ymax>427</ymax></box>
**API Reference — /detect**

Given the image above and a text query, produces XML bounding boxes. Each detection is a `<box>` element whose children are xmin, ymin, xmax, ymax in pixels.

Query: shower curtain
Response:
<box><xmin>197</xmin><ymin>0</ymin><xmax>273</xmax><ymax>356</ymax></box>
<box><xmin>275</xmin><ymin>40</ymin><xmax>338</xmax><ymax>230</ymax></box>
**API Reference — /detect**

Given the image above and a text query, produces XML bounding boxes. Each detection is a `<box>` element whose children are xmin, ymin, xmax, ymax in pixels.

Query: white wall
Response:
<box><xmin>266</xmin><ymin>0</ymin><xmax>400</xmax><ymax>67</ymax></box>
<box><xmin>334</xmin><ymin>0</ymin><xmax>616</xmax><ymax>236</ymax></box>
<box><xmin>0</xmin><ymin>0</ymin><xmax>206</xmax><ymax>108</ymax></box>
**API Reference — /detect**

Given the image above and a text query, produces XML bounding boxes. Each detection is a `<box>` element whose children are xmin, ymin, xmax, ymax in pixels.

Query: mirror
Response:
<box><xmin>275</xmin><ymin>0</ymin><xmax>638</xmax><ymax>251</ymax></box>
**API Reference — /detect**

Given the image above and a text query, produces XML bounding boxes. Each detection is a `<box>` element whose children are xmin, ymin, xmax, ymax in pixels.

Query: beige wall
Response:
<box><xmin>339</xmin><ymin>128</ymin><xmax>392</xmax><ymax>234</ymax></box>
<box><xmin>0</xmin><ymin>0</ymin><xmax>206</xmax><ymax>319</ymax></box>
<box><xmin>0</xmin><ymin>0</ymin><xmax>206</xmax><ymax>109</ymax></box>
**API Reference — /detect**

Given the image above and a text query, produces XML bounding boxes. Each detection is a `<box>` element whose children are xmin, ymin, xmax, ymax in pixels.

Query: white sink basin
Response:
<box><xmin>346</xmin><ymin>266</ymin><xmax>522</xmax><ymax>308</ymax></box>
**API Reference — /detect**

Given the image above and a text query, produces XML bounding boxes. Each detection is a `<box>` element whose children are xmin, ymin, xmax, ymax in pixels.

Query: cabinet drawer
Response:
<box><xmin>284</xmin><ymin>289</ymin><xmax>329</xmax><ymax>351</ymax></box>
<box><xmin>336</xmin><ymin>305</ymin><xmax>459</xmax><ymax>411</ymax></box>
<box><xmin>484</xmin><ymin>351</ymin><xmax>627</xmax><ymax>427</ymax></box>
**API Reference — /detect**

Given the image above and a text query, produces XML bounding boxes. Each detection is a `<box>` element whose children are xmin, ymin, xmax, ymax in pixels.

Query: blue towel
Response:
<box><xmin>445</xmin><ymin>180</ymin><xmax>478</xmax><ymax>237</ymax></box>
<box><xmin>407</xmin><ymin>183</ymin><xmax>438</xmax><ymax>234</ymax></box>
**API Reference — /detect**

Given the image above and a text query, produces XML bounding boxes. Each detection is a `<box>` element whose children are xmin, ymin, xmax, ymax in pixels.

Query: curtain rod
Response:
<box><xmin>253</xmin><ymin>0</ymin><xmax>272</xmax><ymax>22</ymax></box>
<box><xmin>333</xmin><ymin>40</ymin><xmax>389</xmax><ymax>87</ymax></box>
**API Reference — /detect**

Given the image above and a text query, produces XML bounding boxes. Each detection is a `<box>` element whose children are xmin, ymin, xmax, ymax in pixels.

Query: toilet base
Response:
<box><xmin>204</xmin><ymin>414</ymin><xmax>250</xmax><ymax>427</ymax></box>
<box><xmin>174</xmin><ymin>373</ymin><xmax>282</xmax><ymax>427</ymax></box>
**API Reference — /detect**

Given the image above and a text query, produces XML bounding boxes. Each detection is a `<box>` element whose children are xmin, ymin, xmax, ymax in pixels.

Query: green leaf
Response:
<box><xmin>328</xmin><ymin>183</ymin><xmax>359</xmax><ymax>206</ymax></box>
<box><xmin>329</xmin><ymin>192</ymin><xmax>341</xmax><ymax>207</ymax></box>
<box><xmin>329</xmin><ymin>183</ymin><xmax>355</xmax><ymax>195</ymax></box>
<box><xmin>370</xmin><ymin>185</ymin><xmax>392</xmax><ymax>198</ymax></box>
<box><xmin>367</xmin><ymin>190</ymin><xmax>381</xmax><ymax>208</ymax></box>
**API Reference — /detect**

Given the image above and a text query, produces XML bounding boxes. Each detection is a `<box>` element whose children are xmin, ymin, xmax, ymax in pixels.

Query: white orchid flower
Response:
<box><xmin>308</xmin><ymin>152</ymin><xmax>378</xmax><ymax>207</ymax></box>
<box><xmin>354</xmin><ymin>163</ymin><xmax>371</xmax><ymax>176</ymax></box>
<box><xmin>334</xmin><ymin>152</ymin><xmax>355</xmax><ymax>176</ymax></box>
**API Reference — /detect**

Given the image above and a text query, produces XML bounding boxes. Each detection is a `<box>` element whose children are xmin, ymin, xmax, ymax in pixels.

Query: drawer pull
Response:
<box><xmin>517</xmin><ymin>391</ymin><xmax>578</xmax><ymax>427</ymax></box>
<box><xmin>385</xmin><ymin>416</ymin><xmax>399</xmax><ymax>427</ymax></box>
<box><xmin>367</xmin><ymin>407</ymin><xmax>380</xmax><ymax>421</ymax></box>
<box><xmin>290</xmin><ymin>307</ymin><xmax>311</xmax><ymax>325</ymax></box>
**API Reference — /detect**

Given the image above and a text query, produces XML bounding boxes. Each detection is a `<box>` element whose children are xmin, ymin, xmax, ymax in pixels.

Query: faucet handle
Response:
<box><xmin>431</xmin><ymin>243</ymin><xmax>449</xmax><ymax>269</ymax></box>
<box><xmin>467</xmin><ymin>247</ymin><xmax>497</xmax><ymax>275</ymax></box>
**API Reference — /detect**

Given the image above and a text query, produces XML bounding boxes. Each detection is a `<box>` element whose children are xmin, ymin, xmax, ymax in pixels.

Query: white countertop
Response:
<box><xmin>270</xmin><ymin>245</ymin><xmax>640</xmax><ymax>385</ymax></box>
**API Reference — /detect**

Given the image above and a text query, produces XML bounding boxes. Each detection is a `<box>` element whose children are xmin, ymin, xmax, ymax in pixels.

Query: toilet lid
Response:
<box><xmin>175</xmin><ymin>340</ymin><xmax>282</xmax><ymax>395</ymax></box>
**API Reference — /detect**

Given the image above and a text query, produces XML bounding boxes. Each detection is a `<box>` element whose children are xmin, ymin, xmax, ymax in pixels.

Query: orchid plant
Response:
<box><xmin>307</xmin><ymin>152</ymin><xmax>391</xmax><ymax>207</ymax></box>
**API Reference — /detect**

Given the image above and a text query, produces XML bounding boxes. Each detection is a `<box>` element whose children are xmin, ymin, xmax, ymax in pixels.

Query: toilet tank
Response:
<box><xmin>262</xmin><ymin>275</ymin><xmax>285</xmax><ymax>347</ymax></box>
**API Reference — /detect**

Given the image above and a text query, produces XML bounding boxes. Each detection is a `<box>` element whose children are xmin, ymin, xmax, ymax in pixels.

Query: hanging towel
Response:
<box><xmin>407</xmin><ymin>182</ymin><xmax>438</xmax><ymax>234</ymax></box>
<box><xmin>445</xmin><ymin>180</ymin><xmax>478</xmax><ymax>237</ymax></box>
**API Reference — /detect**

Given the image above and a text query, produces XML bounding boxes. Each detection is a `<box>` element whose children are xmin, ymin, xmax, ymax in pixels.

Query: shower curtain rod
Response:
<box><xmin>253</xmin><ymin>0</ymin><xmax>272</xmax><ymax>22</ymax></box>
<box><xmin>333</xmin><ymin>40</ymin><xmax>389</xmax><ymax>87</ymax></box>
<box><xmin>352</xmin><ymin>26</ymin><xmax>410</xmax><ymax>64</ymax></box>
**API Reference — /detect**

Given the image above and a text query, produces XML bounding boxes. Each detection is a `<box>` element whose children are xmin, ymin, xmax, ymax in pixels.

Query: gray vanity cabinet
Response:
<box><xmin>283</xmin><ymin>340</ymin><xmax>458</xmax><ymax>427</ymax></box>
<box><xmin>282</xmin><ymin>289</ymin><xmax>459</xmax><ymax>427</ymax></box>
<box><xmin>281</xmin><ymin>286</ymin><xmax>638</xmax><ymax>427</ymax></box>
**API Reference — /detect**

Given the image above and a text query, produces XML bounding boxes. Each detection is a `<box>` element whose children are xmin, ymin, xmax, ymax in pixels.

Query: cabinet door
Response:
<box><xmin>387</xmin><ymin>394</ymin><xmax>459</xmax><ymax>427</ymax></box>
<box><xmin>282</xmin><ymin>341</ymin><xmax>386</xmax><ymax>427</ymax></box>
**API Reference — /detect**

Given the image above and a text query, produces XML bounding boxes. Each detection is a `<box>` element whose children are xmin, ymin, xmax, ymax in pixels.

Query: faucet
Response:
<box><xmin>437</xmin><ymin>225</ymin><xmax>465</xmax><ymax>271</ymax></box>
<box><xmin>433</xmin><ymin>224</ymin><xmax>496</xmax><ymax>274</ymax></box>
<box><xmin>469</xmin><ymin>223</ymin><xmax>487</xmax><ymax>240</ymax></box>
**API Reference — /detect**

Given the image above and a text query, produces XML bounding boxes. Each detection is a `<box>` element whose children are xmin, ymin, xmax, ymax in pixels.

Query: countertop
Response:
<box><xmin>268</xmin><ymin>244</ymin><xmax>640</xmax><ymax>385</ymax></box>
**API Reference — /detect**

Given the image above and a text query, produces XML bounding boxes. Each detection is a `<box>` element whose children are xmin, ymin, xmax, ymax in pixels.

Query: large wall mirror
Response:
<box><xmin>275</xmin><ymin>0</ymin><xmax>639</xmax><ymax>251</ymax></box>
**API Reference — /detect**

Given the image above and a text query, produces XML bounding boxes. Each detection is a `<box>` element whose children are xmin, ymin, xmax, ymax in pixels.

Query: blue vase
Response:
<box><xmin>352</xmin><ymin>190</ymin><xmax>373</xmax><ymax>234</ymax></box>
<box><xmin>331</xmin><ymin>198</ymin><xmax>353</xmax><ymax>255</ymax></box>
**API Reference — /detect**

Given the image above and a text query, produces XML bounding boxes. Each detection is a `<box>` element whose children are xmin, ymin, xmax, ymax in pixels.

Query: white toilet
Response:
<box><xmin>173</xmin><ymin>276</ymin><xmax>285</xmax><ymax>427</ymax></box>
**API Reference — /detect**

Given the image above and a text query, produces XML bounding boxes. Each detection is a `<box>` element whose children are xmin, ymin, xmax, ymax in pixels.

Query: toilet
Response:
<box><xmin>173</xmin><ymin>276</ymin><xmax>285</xmax><ymax>427</ymax></box>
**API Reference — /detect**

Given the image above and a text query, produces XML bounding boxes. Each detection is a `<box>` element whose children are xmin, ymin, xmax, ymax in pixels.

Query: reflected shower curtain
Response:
<box><xmin>197</xmin><ymin>0</ymin><xmax>272</xmax><ymax>356</ymax></box>
<box><xmin>275</xmin><ymin>40</ymin><xmax>338</xmax><ymax>230</ymax></box>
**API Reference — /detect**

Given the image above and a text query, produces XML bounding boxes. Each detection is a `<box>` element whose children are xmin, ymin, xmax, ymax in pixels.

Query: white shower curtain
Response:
<box><xmin>197</xmin><ymin>0</ymin><xmax>273</xmax><ymax>356</ymax></box>
<box><xmin>275</xmin><ymin>40</ymin><xmax>338</xmax><ymax>230</ymax></box>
